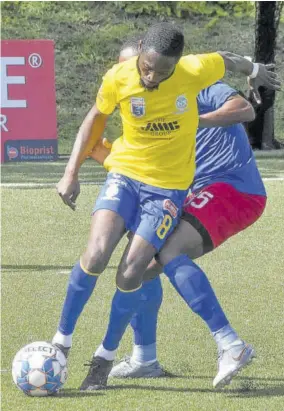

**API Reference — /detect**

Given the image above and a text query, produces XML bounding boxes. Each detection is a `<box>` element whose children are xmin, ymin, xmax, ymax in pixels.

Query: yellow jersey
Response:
<box><xmin>96</xmin><ymin>53</ymin><xmax>225</xmax><ymax>190</ymax></box>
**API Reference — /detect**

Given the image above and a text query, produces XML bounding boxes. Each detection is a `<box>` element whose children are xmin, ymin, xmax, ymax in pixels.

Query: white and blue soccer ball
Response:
<box><xmin>12</xmin><ymin>341</ymin><xmax>67</xmax><ymax>397</ymax></box>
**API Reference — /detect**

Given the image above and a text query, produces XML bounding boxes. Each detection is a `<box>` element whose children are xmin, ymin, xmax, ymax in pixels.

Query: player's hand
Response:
<box><xmin>56</xmin><ymin>174</ymin><xmax>80</xmax><ymax>211</ymax></box>
<box><xmin>249</xmin><ymin>63</ymin><xmax>281</xmax><ymax>104</ymax></box>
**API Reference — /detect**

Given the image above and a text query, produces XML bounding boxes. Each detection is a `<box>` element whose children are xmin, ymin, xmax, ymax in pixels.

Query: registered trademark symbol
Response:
<box><xmin>28</xmin><ymin>53</ymin><xmax>42</xmax><ymax>68</ymax></box>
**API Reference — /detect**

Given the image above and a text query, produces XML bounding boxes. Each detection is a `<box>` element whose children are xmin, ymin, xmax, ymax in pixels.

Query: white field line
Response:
<box><xmin>1</xmin><ymin>177</ymin><xmax>284</xmax><ymax>188</ymax></box>
<box><xmin>263</xmin><ymin>177</ymin><xmax>284</xmax><ymax>181</ymax></box>
<box><xmin>1</xmin><ymin>181</ymin><xmax>103</xmax><ymax>188</ymax></box>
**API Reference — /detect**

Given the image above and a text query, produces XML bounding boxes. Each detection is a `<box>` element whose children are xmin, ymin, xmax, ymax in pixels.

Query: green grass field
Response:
<box><xmin>2</xmin><ymin>3</ymin><xmax>284</xmax><ymax>409</ymax></box>
<box><xmin>1</xmin><ymin>159</ymin><xmax>284</xmax><ymax>411</ymax></box>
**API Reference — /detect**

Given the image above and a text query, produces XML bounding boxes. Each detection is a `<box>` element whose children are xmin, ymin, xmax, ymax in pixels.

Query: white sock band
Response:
<box><xmin>95</xmin><ymin>344</ymin><xmax>117</xmax><ymax>361</ymax></box>
<box><xmin>131</xmin><ymin>343</ymin><xmax>157</xmax><ymax>364</ymax></box>
<box><xmin>52</xmin><ymin>331</ymin><xmax>72</xmax><ymax>348</ymax></box>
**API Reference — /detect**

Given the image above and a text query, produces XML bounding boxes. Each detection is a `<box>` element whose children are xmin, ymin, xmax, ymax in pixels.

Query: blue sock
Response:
<box><xmin>103</xmin><ymin>286</ymin><xmax>143</xmax><ymax>351</ymax></box>
<box><xmin>58</xmin><ymin>261</ymin><xmax>98</xmax><ymax>335</ymax></box>
<box><xmin>130</xmin><ymin>276</ymin><xmax>163</xmax><ymax>362</ymax></box>
<box><xmin>164</xmin><ymin>255</ymin><xmax>229</xmax><ymax>333</ymax></box>
<box><xmin>131</xmin><ymin>276</ymin><xmax>163</xmax><ymax>346</ymax></box>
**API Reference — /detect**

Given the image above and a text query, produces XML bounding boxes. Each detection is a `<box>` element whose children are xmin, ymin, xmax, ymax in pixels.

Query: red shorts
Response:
<box><xmin>182</xmin><ymin>182</ymin><xmax>266</xmax><ymax>252</ymax></box>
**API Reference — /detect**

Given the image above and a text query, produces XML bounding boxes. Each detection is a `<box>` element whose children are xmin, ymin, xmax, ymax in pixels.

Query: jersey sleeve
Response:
<box><xmin>194</xmin><ymin>53</ymin><xmax>225</xmax><ymax>91</ymax></box>
<box><xmin>199</xmin><ymin>81</ymin><xmax>239</xmax><ymax>110</ymax></box>
<box><xmin>96</xmin><ymin>67</ymin><xmax>117</xmax><ymax>115</ymax></box>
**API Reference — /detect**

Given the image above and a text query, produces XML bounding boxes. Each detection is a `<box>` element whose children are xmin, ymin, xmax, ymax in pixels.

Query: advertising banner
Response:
<box><xmin>1</xmin><ymin>40</ymin><xmax>57</xmax><ymax>162</ymax></box>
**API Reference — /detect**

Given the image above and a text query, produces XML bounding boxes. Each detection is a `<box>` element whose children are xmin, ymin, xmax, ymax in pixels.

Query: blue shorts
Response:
<box><xmin>93</xmin><ymin>173</ymin><xmax>188</xmax><ymax>251</ymax></box>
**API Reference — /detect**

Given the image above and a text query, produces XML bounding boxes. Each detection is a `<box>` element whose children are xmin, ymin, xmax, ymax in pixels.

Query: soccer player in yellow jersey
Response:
<box><xmin>53</xmin><ymin>23</ymin><xmax>280</xmax><ymax>390</ymax></box>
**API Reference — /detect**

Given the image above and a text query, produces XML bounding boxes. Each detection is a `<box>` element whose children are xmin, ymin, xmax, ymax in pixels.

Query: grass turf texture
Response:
<box><xmin>1</xmin><ymin>1</ymin><xmax>284</xmax><ymax>153</ymax></box>
<box><xmin>1</xmin><ymin>159</ymin><xmax>284</xmax><ymax>410</ymax></box>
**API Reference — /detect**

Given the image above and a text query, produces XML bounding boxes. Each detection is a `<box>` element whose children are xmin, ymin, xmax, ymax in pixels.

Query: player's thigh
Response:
<box><xmin>86</xmin><ymin>209</ymin><xmax>125</xmax><ymax>255</ymax></box>
<box><xmin>116</xmin><ymin>234</ymin><xmax>157</xmax><ymax>290</ymax></box>
<box><xmin>158</xmin><ymin>219</ymin><xmax>204</xmax><ymax>266</ymax></box>
<box><xmin>82</xmin><ymin>209</ymin><xmax>125</xmax><ymax>272</ymax></box>
<box><xmin>83</xmin><ymin>173</ymin><xmax>139</xmax><ymax>267</ymax></box>
<box><xmin>127</xmin><ymin>231</ymin><xmax>163</xmax><ymax>282</ymax></box>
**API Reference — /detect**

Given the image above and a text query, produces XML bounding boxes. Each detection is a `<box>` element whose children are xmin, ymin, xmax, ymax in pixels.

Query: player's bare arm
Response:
<box><xmin>199</xmin><ymin>95</ymin><xmax>255</xmax><ymax>128</ymax></box>
<box><xmin>218</xmin><ymin>51</ymin><xmax>281</xmax><ymax>103</ymax></box>
<box><xmin>57</xmin><ymin>104</ymin><xmax>108</xmax><ymax>210</ymax></box>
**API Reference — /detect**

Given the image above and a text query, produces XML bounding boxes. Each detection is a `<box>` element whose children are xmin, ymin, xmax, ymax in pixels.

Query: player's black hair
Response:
<box><xmin>120</xmin><ymin>34</ymin><xmax>142</xmax><ymax>54</ymax></box>
<box><xmin>141</xmin><ymin>23</ymin><xmax>184</xmax><ymax>58</ymax></box>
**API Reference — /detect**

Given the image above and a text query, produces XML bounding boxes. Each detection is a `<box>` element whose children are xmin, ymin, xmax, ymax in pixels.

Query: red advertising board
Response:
<box><xmin>1</xmin><ymin>40</ymin><xmax>57</xmax><ymax>162</ymax></box>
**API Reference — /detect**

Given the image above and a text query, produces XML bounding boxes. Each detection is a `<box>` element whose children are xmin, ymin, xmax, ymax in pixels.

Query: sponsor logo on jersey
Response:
<box><xmin>130</xmin><ymin>97</ymin><xmax>145</xmax><ymax>117</ymax></box>
<box><xmin>141</xmin><ymin>120</ymin><xmax>180</xmax><ymax>136</ymax></box>
<box><xmin>163</xmin><ymin>199</ymin><xmax>178</xmax><ymax>218</ymax></box>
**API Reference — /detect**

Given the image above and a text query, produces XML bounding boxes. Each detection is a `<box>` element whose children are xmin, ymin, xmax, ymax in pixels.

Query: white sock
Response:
<box><xmin>213</xmin><ymin>325</ymin><xmax>241</xmax><ymax>351</ymax></box>
<box><xmin>95</xmin><ymin>344</ymin><xmax>117</xmax><ymax>361</ymax></box>
<box><xmin>131</xmin><ymin>343</ymin><xmax>157</xmax><ymax>365</ymax></box>
<box><xmin>52</xmin><ymin>331</ymin><xmax>72</xmax><ymax>348</ymax></box>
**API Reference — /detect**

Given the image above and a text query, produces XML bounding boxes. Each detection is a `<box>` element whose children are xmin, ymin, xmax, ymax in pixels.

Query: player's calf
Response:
<box><xmin>52</xmin><ymin>260</ymin><xmax>99</xmax><ymax>353</ymax></box>
<box><xmin>52</xmin><ymin>210</ymin><xmax>125</xmax><ymax>355</ymax></box>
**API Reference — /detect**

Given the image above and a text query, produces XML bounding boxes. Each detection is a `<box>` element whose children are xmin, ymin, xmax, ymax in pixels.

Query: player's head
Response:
<box><xmin>119</xmin><ymin>35</ymin><xmax>141</xmax><ymax>63</ymax></box>
<box><xmin>138</xmin><ymin>23</ymin><xmax>184</xmax><ymax>91</ymax></box>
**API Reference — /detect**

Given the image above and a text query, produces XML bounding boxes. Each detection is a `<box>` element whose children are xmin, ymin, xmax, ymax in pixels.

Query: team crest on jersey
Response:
<box><xmin>175</xmin><ymin>95</ymin><xmax>188</xmax><ymax>113</ymax></box>
<box><xmin>130</xmin><ymin>97</ymin><xmax>145</xmax><ymax>117</ymax></box>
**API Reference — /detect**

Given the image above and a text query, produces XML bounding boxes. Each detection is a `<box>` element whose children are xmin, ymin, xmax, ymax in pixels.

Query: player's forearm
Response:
<box><xmin>199</xmin><ymin>98</ymin><xmax>255</xmax><ymax>128</ymax></box>
<box><xmin>217</xmin><ymin>51</ymin><xmax>254</xmax><ymax>76</ymax></box>
<box><xmin>65</xmin><ymin>106</ymin><xmax>108</xmax><ymax>177</ymax></box>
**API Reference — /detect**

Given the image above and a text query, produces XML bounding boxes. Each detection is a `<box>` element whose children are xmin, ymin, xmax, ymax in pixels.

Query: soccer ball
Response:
<box><xmin>12</xmin><ymin>341</ymin><xmax>67</xmax><ymax>397</ymax></box>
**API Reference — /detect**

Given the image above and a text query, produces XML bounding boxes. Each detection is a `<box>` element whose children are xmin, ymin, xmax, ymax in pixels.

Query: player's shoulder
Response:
<box><xmin>178</xmin><ymin>54</ymin><xmax>203</xmax><ymax>74</ymax></box>
<box><xmin>105</xmin><ymin>57</ymin><xmax>138</xmax><ymax>83</ymax></box>
<box><xmin>179</xmin><ymin>53</ymin><xmax>216</xmax><ymax>68</ymax></box>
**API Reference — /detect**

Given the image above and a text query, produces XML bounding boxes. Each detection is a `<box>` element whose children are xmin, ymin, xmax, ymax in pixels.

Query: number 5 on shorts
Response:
<box><xmin>157</xmin><ymin>214</ymin><xmax>173</xmax><ymax>239</ymax></box>
<box><xmin>190</xmin><ymin>191</ymin><xmax>214</xmax><ymax>209</ymax></box>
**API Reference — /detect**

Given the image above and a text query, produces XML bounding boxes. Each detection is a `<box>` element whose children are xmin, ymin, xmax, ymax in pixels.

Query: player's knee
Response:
<box><xmin>116</xmin><ymin>266</ymin><xmax>143</xmax><ymax>291</ymax></box>
<box><xmin>82</xmin><ymin>247</ymin><xmax>109</xmax><ymax>274</ymax></box>
<box><xmin>116</xmin><ymin>246</ymin><xmax>153</xmax><ymax>290</ymax></box>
